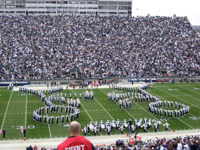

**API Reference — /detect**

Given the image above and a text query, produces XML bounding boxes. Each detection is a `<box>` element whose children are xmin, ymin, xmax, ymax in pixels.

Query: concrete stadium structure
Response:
<box><xmin>0</xmin><ymin>0</ymin><xmax>132</xmax><ymax>16</ymax></box>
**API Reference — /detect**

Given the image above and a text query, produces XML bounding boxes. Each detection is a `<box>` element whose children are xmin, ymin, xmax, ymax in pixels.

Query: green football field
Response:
<box><xmin>0</xmin><ymin>82</ymin><xmax>200</xmax><ymax>140</ymax></box>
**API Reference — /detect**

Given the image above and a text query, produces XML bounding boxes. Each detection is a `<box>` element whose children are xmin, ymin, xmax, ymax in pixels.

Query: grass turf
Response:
<box><xmin>0</xmin><ymin>82</ymin><xmax>200</xmax><ymax>140</ymax></box>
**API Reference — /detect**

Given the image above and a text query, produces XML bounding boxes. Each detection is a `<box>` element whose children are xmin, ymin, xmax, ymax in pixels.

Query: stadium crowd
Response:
<box><xmin>95</xmin><ymin>134</ymin><xmax>200</xmax><ymax>150</ymax></box>
<box><xmin>25</xmin><ymin>134</ymin><xmax>200</xmax><ymax>150</ymax></box>
<box><xmin>0</xmin><ymin>15</ymin><xmax>200</xmax><ymax>80</ymax></box>
<box><xmin>129</xmin><ymin>134</ymin><xmax>200</xmax><ymax>150</ymax></box>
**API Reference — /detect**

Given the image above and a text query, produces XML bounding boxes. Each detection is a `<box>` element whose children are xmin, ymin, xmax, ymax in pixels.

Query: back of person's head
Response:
<box><xmin>172</xmin><ymin>141</ymin><xmax>178</xmax><ymax>149</ymax></box>
<box><xmin>68</xmin><ymin>121</ymin><xmax>81</xmax><ymax>136</ymax></box>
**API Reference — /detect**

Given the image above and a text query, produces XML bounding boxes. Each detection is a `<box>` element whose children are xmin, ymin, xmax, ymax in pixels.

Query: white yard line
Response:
<box><xmin>152</xmin><ymin>86</ymin><xmax>200</xmax><ymax>110</ymax></box>
<box><xmin>177</xmin><ymin>118</ymin><xmax>194</xmax><ymax>129</ymax></box>
<box><xmin>94</xmin><ymin>97</ymin><xmax>114</xmax><ymax>120</ymax></box>
<box><xmin>81</xmin><ymin>102</ymin><xmax>94</xmax><ymax>123</ymax></box>
<box><xmin>177</xmin><ymin>85</ymin><xmax>200</xmax><ymax>96</ymax></box>
<box><xmin>168</xmin><ymin>86</ymin><xmax>200</xmax><ymax>102</ymax></box>
<box><xmin>48</xmin><ymin>124</ymin><xmax>52</xmax><ymax>138</ymax></box>
<box><xmin>0</xmin><ymin>90</ymin><xmax>13</xmax><ymax>130</ymax></box>
<box><xmin>43</xmin><ymin>102</ymin><xmax>52</xmax><ymax>138</ymax></box>
<box><xmin>25</xmin><ymin>93</ymin><xmax>28</xmax><ymax>129</ymax></box>
<box><xmin>70</xmin><ymin>90</ymin><xmax>94</xmax><ymax>123</ymax></box>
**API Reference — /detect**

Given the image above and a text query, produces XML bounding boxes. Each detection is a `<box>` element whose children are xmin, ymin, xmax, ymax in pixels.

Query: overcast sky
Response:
<box><xmin>132</xmin><ymin>0</ymin><xmax>200</xmax><ymax>25</ymax></box>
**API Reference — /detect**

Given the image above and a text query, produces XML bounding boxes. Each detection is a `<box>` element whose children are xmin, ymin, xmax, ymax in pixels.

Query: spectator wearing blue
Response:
<box><xmin>190</xmin><ymin>140</ymin><xmax>198</xmax><ymax>150</ymax></box>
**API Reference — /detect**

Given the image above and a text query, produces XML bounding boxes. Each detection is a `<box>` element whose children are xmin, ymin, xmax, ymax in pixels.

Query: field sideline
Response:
<box><xmin>0</xmin><ymin>82</ymin><xmax>200</xmax><ymax>141</ymax></box>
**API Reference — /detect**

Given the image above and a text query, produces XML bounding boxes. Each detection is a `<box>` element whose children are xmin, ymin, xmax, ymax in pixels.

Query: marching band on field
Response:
<box><xmin>84</xmin><ymin>90</ymin><xmax>94</xmax><ymax>100</ymax></box>
<box><xmin>149</xmin><ymin>100</ymin><xmax>190</xmax><ymax>119</ymax></box>
<box><xmin>20</xmin><ymin>82</ymin><xmax>175</xmax><ymax>135</ymax></box>
<box><xmin>20</xmin><ymin>86</ymin><xmax>82</xmax><ymax>125</ymax></box>
<box><xmin>108</xmin><ymin>83</ymin><xmax>190</xmax><ymax>120</ymax></box>
<box><xmin>81</xmin><ymin>117</ymin><xmax>168</xmax><ymax>136</ymax></box>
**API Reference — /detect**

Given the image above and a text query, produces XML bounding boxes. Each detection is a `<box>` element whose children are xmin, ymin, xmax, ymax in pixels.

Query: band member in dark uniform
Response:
<box><xmin>60</xmin><ymin>106</ymin><xmax>63</xmax><ymax>113</ymax></box>
<box><xmin>61</xmin><ymin>115</ymin><xmax>64</xmax><ymax>124</ymax></box>
<box><xmin>23</xmin><ymin>128</ymin><xmax>26</xmax><ymax>138</ymax></box>
<box><xmin>51</xmin><ymin>116</ymin><xmax>54</xmax><ymax>125</ymax></box>
<box><xmin>43</xmin><ymin>115</ymin><xmax>47</xmax><ymax>125</ymax></box>
<box><xmin>70</xmin><ymin>114</ymin><xmax>73</xmax><ymax>122</ymax></box>
<box><xmin>66</xmin><ymin>115</ymin><xmax>69</xmax><ymax>123</ymax></box>
<box><xmin>3</xmin><ymin>129</ymin><xmax>6</xmax><ymax>138</ymax></box>
<box><xmin>128</xmin><ymin>118</ymin><xmax>132</xmax><ymax>129</ymax></box>
<box><xmin>87</xmin><ymin>124</ymin><xmax>90</xmax><ymax>135</ymax></box>
<box><xmin>56</xmin><ymin>116</ymin><xmax>59</xmax><ymax>125</ymax></box>
<box><xmin>47</xmin><ymin>117</ymin><xmax>50</xmax><ymax>124</ymax></box>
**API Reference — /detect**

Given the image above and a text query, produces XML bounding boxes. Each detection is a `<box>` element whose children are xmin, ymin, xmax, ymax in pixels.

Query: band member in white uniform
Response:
<box><xmin>116</xmin><ymin>119</ymin><xmax>120</xmax><ymax>131</ymax></box>
<box><xmin>83</xmin><ymin>127</ymin><xmax>87</xmax><ymax>136</ymax></box>
<box><xmin>93</xmin><ymin>127</ymin><xmax>98</xmax><ymax>136</ymax></box>
<box><xmin>131</xmin><ymin>125</ymin><xmax>135</xmax><ymax>133</ymax></box>
<box><xmin>120</xmin><ymin>125</ymin><xmax>124</xmax><ymax>134</ymax></box>
<box><xmin>163</xmin><ymin>123</ymin><xmax>169</xmax><ymax>131</ymax></box>
<box><xmin>107</xmin><ymin>126</ymin><xmax>111</xmax><ymax>135</ymax></box>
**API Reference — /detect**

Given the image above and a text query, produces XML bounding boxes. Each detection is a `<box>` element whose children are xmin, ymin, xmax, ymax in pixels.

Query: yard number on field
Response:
<box><xmin>11</xmin><ymin>125</ymin><xmax>35</xmax><ymax>129</ymax></box>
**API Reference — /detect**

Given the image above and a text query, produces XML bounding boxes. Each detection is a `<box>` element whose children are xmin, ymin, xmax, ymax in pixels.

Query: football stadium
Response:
<box><xmin>0</xmin><ymin>0</ymin><xmax>200</xmax><ymax>150</ymax></box>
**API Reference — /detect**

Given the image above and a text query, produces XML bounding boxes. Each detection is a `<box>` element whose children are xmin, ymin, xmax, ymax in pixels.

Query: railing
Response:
<box><xmin>0</xmin><ymin>75</ymin><xmax>200</xmax><ymax>83</ymax></box>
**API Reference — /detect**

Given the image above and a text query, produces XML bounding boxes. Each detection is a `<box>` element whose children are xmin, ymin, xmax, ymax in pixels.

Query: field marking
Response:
<box><xmin>42</xmin><ymin>101</ymin><xmax>52</xmax><ymax>138</ymax></box>
<box><xmin>70</xmin><ymin>90</ymin><xmax>94</xmax><ymax>123</ymax></box>
<box><xmin>174</xmin><ymin>86</ymin><xmax>200</xmax><ymax>101</ymax></box>
<box><xmin>0</xmin><ymin>101</ymin><xmax>41</xmax><ymax>103</ymax></box>
<box><xmin>152</xmin><ymin>86</ymin><xmax>200</xmax><ymax>109</ymax></box>
<box><xmin>25</xmin><ymin>93</ymin><xmax>28</xmax><ymax>129</ymax></box>
<box><xmin>174</xmin><ymin>90</ymin><xmax>200</xmax><ymax>102</ymax></box>
<box><xmin>162</xmin><ymin>84</ymin><xmax>200</xmax><ymax>101</ymax></box>
<box><xmin>94</xmin><ymin>97</ymin><xmax>114</xmax><ymax>120</ymax></box>
<box><xmin>99</xmin><ymin>89</ymin><xmax>136</xmax><ymax>120</ymax></box>
<box><xmin>152</xmin><ymin>84</ymin><xmax>199</xmax><ymax>87</ymax></box>
<box><xmin>48</xmin><ymin>123</ymin><xmax>52</xmax><ymax>138</ymax></box>
<box><xmin>0</xmin><ymin>90</ymin><xmax>13</xmax><ymax>130</ymax></box>
<box><xmin>177</xmin><ymin>118</ymin><xmax>194</xmax><ymax>129</ymax></box>
<box><xmin>164</xmin><ymin>85</ymin><xmax>200</xmax><ymax>105</ymax></box>
<box><xmin>177</xmin><ymin>85</ymin><xmax>200</xmax><ymax>96</ymax></box>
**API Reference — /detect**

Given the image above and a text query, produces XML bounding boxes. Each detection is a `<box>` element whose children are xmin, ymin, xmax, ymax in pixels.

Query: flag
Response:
<box><xmin>0</xmin><ymin>130</ymin><xmax>2</xmax><ymax>133</ymax></box>
<box><xmin>21</xmin><ymin>126</ymin><xmax>23</xmax><ymax>133</ymax></box>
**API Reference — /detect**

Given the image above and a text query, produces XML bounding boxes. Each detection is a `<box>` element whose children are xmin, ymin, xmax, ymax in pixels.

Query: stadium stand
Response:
<box><xmin>25</xmin><ymin>133</ymin><xmax>200</xmax><ymax>150</ymax></box>
<box><xmin>0</xmin><ymin>15</ymin><xmax>199</xmax><ymax>80</ymax></box>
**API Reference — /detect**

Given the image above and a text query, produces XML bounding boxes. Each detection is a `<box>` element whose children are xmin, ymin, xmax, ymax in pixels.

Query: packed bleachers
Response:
<box><xmin>0</xmin><ymin>15</ymin><xmax>200</xmax><ymax>80</ymax></box>
<box><xmin>25</xmin><ymin>133</ymin><xmax>200</xmax><ymax>150</ymax></box>
<box><xmin>95</xmin><ymin>134</ymin><xmax>200</xmax><ymax>150</ymax></box>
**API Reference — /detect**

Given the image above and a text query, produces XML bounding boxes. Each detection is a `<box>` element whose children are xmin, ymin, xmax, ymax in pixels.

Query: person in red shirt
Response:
<box><xmin>57</xmin><ymin>121</ymin><xmax>95</xmax><ymax>150</ymax></box>
<box><xmin>34</xmin><ymin>145</ymin><xmax>38</xmax><ymax>150</ymax></box>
